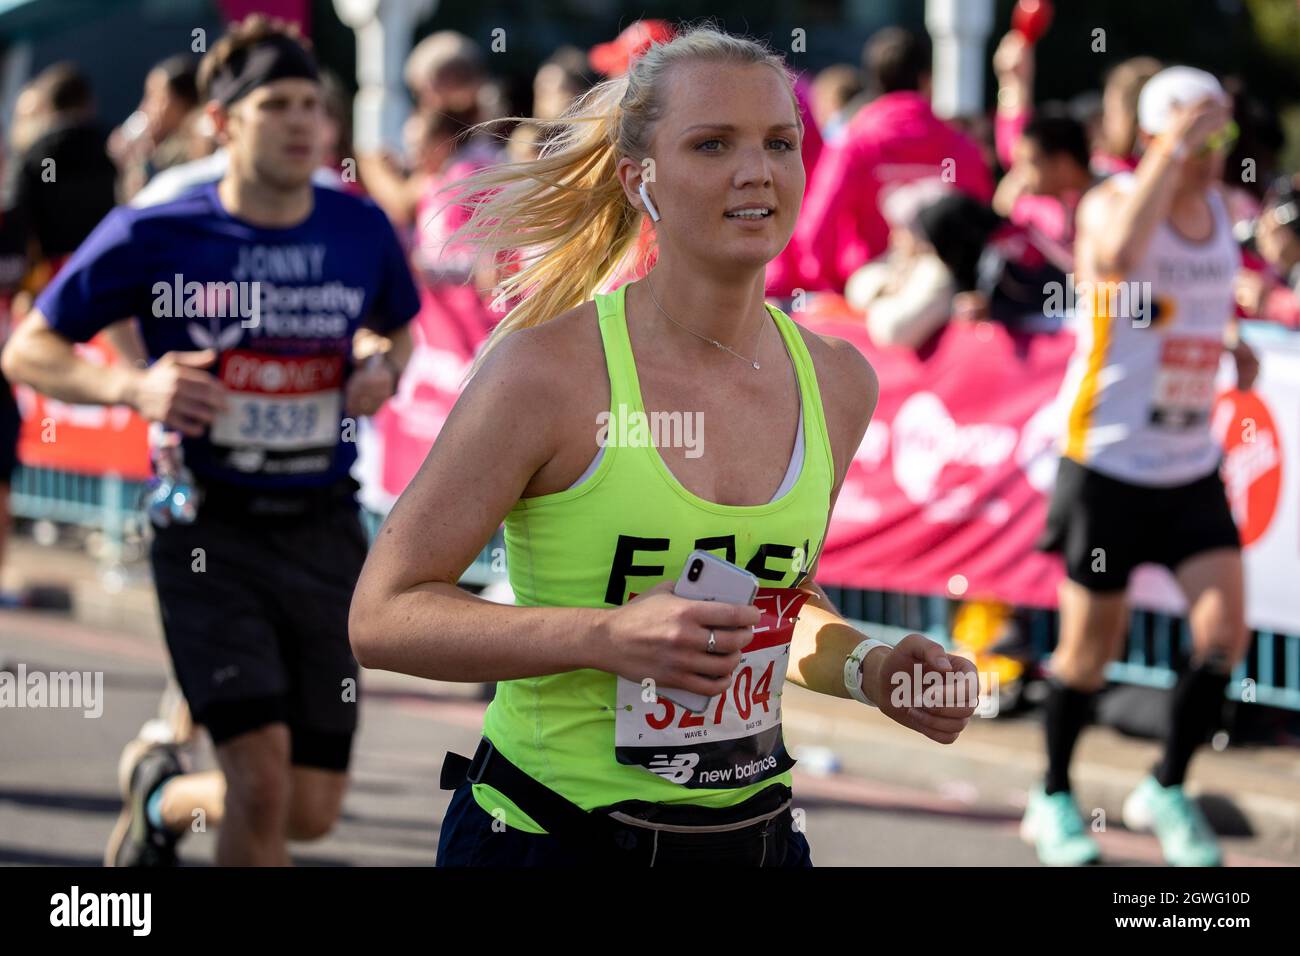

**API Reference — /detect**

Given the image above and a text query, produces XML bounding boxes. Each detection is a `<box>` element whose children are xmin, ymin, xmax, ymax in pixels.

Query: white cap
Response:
<box><xmin>1137</xmin><ymin>66</ymin><xmax>1229</xmax><ymax>136</ymax></box>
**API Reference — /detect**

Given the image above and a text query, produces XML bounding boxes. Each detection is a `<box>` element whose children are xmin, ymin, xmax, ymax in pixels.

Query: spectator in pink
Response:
<box><xmin>992</xmin><ymin>110</ymin><xmax>1093</xmax><ymax>271</ymax></box>
<box><xmin>411</xmin><ymin>109</ymin><xmax>506</xmax><ymax>355</ymax></box>
<box><xmin>365</xmin><ymin>103</ymin><xmax>507</xmax><ymax>502</ymax></box>
<box><xmin>791</xmin><ymin>28</ymin><xmax>993</xmax><ymax>294</ymax></box>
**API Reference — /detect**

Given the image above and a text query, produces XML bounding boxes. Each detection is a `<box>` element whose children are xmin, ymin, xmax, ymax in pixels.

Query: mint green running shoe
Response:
<box><xmin>1020</xmin><ymin>785</ymin><xmax>1101</xmax><ymax>866</ymax></box>
<box><xmin>1122</xmin><ymin>775</ymin><xmax>1222</xmax><ymax>867</ymax></box>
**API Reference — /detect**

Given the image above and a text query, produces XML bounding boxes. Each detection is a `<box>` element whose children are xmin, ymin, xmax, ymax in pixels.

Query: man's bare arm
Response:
<box><xmin>1</xmin><ymin>310</ymin><xmax>226</xmax><ymax>436</ymax></box>
<box><xmin>1</xmin><ymin>310</ymin><xmax>137</xmax><ymax>405</ymax></box>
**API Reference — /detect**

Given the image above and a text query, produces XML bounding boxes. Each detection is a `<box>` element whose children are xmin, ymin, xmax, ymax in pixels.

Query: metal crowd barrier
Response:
<box><xmin>9</xmin><ymin>465</ymin><xmax>148</xmax><ymax>567</ymax></box>
<box><xmin>11</xmin><ymin>465</ymin><xmax>1300</xmax><ymax>712</ymax></box>
<box><xmin>820</xmin><ymin>585</ymin><xmax>1300</xmax><ymax>713</ymax></box>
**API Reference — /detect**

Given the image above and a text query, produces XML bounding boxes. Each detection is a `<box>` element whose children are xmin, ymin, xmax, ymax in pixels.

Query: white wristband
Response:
<box><xmin>844</xmin><ymin>638</ymin><xmax>892</xmax><ymax>708</ymax></box>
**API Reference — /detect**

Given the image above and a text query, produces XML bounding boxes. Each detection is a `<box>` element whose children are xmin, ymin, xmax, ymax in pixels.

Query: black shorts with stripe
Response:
<box><xmin>1037</xmin><ymin>457</ymin><xmax>1240</xmax><ymax>593</ymax></box>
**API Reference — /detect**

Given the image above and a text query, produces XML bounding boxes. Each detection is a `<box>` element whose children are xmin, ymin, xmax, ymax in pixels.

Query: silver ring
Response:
<box><xmin>707</xmin><ymin>630</ymin><xmax>717</xmax><ymax>654</ymax></box>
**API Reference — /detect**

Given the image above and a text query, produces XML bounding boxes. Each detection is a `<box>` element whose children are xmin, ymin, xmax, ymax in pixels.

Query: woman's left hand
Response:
<box><xmin>868</xmin><ymin>634</ymin><xmax>979</xmax><ymax>744</ymax></box>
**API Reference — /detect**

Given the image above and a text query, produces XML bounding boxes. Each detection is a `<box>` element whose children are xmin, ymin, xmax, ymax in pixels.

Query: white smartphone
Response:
<box><xmin>658</xmin><ymin>551</ymin><xmax>760</xmax><ymax>713</ymax></box>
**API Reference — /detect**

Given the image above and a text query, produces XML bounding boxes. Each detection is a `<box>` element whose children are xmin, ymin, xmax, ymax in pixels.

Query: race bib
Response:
<box><xmin>613</xmin><ymin>587</ymin><xmax>811</xmax><ymax>789</ymax></box>
<box><xmin>209</xmin><ymin>350</ymin><xmax>344</xmax><ymax>473</ymax></box>
<box><xmin>1149</xmin><ymin>336</ymin><xmax>1221</xmax><ymax>429</ymax></box>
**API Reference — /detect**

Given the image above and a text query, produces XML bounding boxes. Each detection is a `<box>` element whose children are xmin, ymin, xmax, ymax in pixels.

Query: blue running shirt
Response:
<box><xmin>36</xmin><ymin>182</ymin><xmax>420</xmax><ymax>489</ymax></box>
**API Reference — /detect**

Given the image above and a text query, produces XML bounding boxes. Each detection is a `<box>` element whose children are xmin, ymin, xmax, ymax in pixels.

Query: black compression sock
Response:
<box><xmin>1154</xmin><ymin>659</ymin><xmax>1231</xmax><ymax>788</ymax></box>
<box><xmin>1044</xmin><ymin>678</ymin><xmax>1095</xmax><ymax>796</ymax></box>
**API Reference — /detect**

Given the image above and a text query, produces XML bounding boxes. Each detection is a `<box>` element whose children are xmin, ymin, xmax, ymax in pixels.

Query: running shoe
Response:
<box><xmin>1020</xmin><ymin>785</ymin><xmax>1102</xmax><ymax>866</ymax></box>
<box><xmin>104</xmin><ymin>739</ymin><xmax>185</xmax><ymax>867</ymax></box>
<box><xmin>1122</xmin><ymin>775</ymin><xmax>1222</xmax><ymax>867</ymax></box>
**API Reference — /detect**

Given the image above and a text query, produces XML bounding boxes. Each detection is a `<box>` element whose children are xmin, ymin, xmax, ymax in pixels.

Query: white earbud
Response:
<box><xmin>638</xmin><ymin>180</ymin><xmax>661</xmax><ymax>222</ymax></box>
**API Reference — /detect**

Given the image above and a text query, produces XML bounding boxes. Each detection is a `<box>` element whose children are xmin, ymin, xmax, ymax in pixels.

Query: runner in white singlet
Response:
<box><xmin>1057</xmin><ymin>168</ymin><xmax>1240</xmax><ymax>485</ymax></box>
<box><xmin>1027</xmin><ymin>67</ymin><xmax>1256</xmax><ymax>869</ymax></box>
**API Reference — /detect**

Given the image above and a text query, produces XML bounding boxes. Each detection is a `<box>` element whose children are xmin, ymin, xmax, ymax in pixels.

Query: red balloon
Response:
<box><xmin>1012</xmin><ymin>0</ymin><xmax>1054</xmax><ymax>45</ymax></box>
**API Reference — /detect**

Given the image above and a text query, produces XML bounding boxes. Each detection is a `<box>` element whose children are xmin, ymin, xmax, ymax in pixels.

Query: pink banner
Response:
<box><xmin>802</xmin><ymin>299</ymin><xmax>1072</xmax><ymax>608</ymax></box>
<box><xmin>802</xmin><ymin>301</ymin><xmax>1298</xmax><ymax>628</ymax></box>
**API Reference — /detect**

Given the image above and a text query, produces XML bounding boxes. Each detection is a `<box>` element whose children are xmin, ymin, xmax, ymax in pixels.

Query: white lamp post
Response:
<box><xmin>925</xmin><ymin>0</ymin><xmax>994</xmax><ymax>118</ymax></box>
<box><xmin>333</xmin><ymin>0</ymin><xmax>438</xmax><ymax>152</ymax></box>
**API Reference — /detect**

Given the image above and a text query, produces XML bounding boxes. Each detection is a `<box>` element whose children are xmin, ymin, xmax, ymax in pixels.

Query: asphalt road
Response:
<box><xmin>1</xmin><ymin>605</ymin><xmax>1294</xmax><ymax>867</ymax></box>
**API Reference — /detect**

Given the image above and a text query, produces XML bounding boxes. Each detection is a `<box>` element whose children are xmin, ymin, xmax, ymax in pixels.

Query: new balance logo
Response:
<box><xmin>646</xmin><ymin>752</ymin><xmax>699</xmax><ymax>784</ymax></box>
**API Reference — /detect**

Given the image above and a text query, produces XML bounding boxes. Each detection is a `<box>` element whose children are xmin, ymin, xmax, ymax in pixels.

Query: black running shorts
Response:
<box><xmin>149</xmin><ymin>482</ymin><xmax>368</xmax><ymax>771</ymax></box>
<box><xmin>1038</xmin><ymin>456</ymin><xmax>1240</xmax><ymax>593</ymax></box>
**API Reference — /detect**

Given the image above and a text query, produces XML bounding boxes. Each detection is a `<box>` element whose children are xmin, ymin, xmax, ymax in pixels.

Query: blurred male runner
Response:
<box><xmin>2</xmin><ymin>16</ymin><xmax>419</xmax><ymax>865</ymax></box>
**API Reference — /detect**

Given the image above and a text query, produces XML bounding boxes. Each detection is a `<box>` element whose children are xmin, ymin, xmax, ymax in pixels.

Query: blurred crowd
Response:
<box><xmin>1</xmin><ymin>16</ymin><xmax>1297</xmax><ymax>389</ymax></box>
<box><xmin>786</xmin><ymin>24</ymin><xmax>1299</xmax><ymax>347</ymax></box>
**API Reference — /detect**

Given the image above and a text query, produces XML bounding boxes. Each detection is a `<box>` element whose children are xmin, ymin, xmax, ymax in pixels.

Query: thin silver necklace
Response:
<box><xmin>642</xmin><ymin>274</ymin><xmax>763</xmax><ymax>370</ymax></box>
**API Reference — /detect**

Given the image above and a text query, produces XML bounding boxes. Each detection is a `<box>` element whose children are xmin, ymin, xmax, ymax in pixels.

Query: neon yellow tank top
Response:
<box><xmin>474</xmin><ymin>281</ymin><xmax>836</xmax><ymax>833</ymax></box>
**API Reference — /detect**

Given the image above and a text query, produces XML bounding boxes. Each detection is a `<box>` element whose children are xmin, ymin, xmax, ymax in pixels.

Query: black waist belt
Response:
<box><xmin>440</xmin><ymin>737</ymin><xmax>795</xmax><ymax>866</ymax></box>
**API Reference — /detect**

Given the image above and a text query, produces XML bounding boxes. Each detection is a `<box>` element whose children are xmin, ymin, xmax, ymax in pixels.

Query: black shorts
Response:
<box><xmin>1038</xmin><ymin>457</ymin><xmax>1240</xmax><ymax>593</ymax></box>
<box><xmin>0</xmin><ymin>365</ymin><xmax>20</xmax><ymax>481</ymax></box>
<box><xmin>149</xmin><ymin>484</ymin><xmax>368</xmax><ymax>771</ymax></box>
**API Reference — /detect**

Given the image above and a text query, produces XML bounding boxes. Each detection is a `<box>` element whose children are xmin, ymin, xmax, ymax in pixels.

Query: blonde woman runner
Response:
<box><xmin>350</xmin><ymin>25</ymin><xmax>978</xmax><ymax>867</ymax></box>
